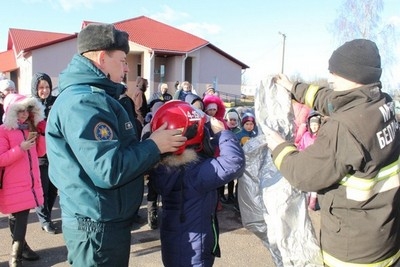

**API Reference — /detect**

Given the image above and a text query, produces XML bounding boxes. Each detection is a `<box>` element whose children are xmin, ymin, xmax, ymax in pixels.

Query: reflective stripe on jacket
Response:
<box><xmin>340</xmin><ymin>157</ymin><xmax>400</xmax><ymax>201</ymax></box>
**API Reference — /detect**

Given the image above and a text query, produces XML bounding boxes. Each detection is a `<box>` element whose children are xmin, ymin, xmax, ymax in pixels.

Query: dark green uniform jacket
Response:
<box><xmin>46</xmin><ymin>54</ymin><xmax>160</xmax><ymax>223</ymax></box>
<box><xmin>272</xmin><ymin>82</ymin><xmax>400</xmax><ymax>266</ymax></box>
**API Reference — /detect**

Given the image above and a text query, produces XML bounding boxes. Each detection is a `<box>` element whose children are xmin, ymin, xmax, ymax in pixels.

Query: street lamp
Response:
<box><xmin>278</xmin><ymin>32</ymin><xmax>286</xmax><ymax>73</ymax></box>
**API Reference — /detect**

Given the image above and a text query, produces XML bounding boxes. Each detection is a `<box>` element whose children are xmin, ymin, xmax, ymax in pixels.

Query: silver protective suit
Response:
<box><xmin>238</xmin><ymin>77</ymin><xmax>323</xmax><ymax>266</ymax></box>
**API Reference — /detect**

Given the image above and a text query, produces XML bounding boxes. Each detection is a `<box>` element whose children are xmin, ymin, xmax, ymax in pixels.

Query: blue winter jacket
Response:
<box><xmin>151</xmin><ymin>130</ymin><xmax>245</xmax><ymax>267</ymax></box>
<box><xmin>236</xmin><ymin>128</ymin><xmax>258</xmax><ymax>146</ymax></box>
<box><xmin>46</xmin><ymin>54</ymin><xmax>160</xmax><ymax>223</ymax></box>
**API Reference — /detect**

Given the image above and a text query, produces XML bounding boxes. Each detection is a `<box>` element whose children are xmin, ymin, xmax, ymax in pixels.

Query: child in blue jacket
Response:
<box><xmin>236</xmin><ymin>112</ymin><xmax>258</xmax><ymax>146</ymax></box>
<box><xmin>149</xmin><ymin>100</ymin><xmax>245</xmax><ymax>267</ymax></box>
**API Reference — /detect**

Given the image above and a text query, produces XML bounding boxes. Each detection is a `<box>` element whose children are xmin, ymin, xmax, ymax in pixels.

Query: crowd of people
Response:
<box><xmin>0</xmin><ymin>23</ymin><xmax>399</xmax><ymax>267</ymax></box>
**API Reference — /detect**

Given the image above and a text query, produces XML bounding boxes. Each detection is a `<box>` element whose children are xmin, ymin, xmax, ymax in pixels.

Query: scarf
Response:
<box><xmin>18</xmin><ymin>122</ymin><xmax>29</xmax><ymax>130</ymax></box>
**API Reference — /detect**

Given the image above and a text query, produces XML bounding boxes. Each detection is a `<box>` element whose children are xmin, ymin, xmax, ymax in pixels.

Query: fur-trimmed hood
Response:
<box><xmin>31</xmin><ymin>72</ymin><xmax>53</xmax><ymax>98</ymax></box>
<box><xmin>31</xmin><ymin>72</ymin><xmax>57</xmax><ymax>117</ymax></box>
<box><xmin>3</xmin><ymin>94</ymin><xmax>45</xmax><ymax>130</ymax></box>
<box><xmin>202</xmin><ymin>94</ymin><xmax>226</xmax><ymax>121</ymax></box>
<box><xmin>159</xmin><ymin>149</ymin><xmax>200</xmax><ymax>168</ymax></box>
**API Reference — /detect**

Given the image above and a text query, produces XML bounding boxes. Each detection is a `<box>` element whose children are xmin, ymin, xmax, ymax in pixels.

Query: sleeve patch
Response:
<box><xmin>125</xmin><ymin>121</ymin><xmax>133</xmax><ymax>130</ymax></box>
<box><xmin>94</xmin><ymin>122</ymin><xmax>113</xmax><ymax>141</ymax></box>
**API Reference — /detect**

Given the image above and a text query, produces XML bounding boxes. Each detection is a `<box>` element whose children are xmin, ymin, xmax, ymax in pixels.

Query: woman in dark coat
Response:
<box><xmin>31</xmin><ymin>72</ymin><xmax>58</xmax><ymax>235</ymax></box>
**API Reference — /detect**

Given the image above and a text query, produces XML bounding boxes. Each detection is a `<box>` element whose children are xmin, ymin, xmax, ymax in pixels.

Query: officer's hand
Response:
<box><xmin>149</xmin><ymin>122</ymin><xmax>187</xmax><ymax>154</ymax></box>
<box><xmin>265</xmin><ymin>127</ymin><xmax>285</xmax><ymax>151</ymax></box>
<box><xmin>274</xmin><ymin>73</ymin><xmax>293</xmax><ymax>92</ymax></box>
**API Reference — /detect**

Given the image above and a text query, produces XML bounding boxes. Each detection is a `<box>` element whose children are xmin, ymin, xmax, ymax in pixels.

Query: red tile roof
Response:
<box><xmin>0</xmin><ymin>50</ymin><xmax>17</xmax><ymax>72</ymax></box>
<box><xmin>85</xmin><ymin>16</ymin><xmax>249</xmax><ymax>68</ymax></box>
<box><xmin>8</xmin><ymin>28</ymin><xmax>77</xmax><ymax>54</ymax></box>
<box><xmin>0</xmin><ymin>16</ymin><xmax>248</xmax><ymax>73</ymax></box>
<box><xmin>115</xmin><ymin>16</ymin><xmax>208</xmax><ymax>54</ymax></box>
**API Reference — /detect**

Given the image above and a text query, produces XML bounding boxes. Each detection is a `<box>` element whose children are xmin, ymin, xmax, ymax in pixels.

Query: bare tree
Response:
<box><xmin>330</xmin><ymin>0</ymin><xmax>398</xmax><ymax>93</ymax></box>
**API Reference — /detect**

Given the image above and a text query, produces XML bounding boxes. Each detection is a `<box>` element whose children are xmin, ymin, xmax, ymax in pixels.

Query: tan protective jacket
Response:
<box><xmin>272</xmin><ymin>82</ymin><xmax>400</xmax><ymax>266</ymax></box>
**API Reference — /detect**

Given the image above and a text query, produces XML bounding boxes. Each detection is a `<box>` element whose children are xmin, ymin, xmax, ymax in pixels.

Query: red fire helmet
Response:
<box><xmin>151</xmin><ymin>100</ymin><xmax>207</xmax><ymax>155</ymax></box>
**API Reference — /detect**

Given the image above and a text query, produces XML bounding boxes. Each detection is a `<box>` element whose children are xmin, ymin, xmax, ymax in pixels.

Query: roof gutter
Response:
<box><xmin>149</xmin><ymin>50</ymin><xmax>155</xmax><ymax>94</ymax></box>
<box><xmin>181</xmin><ymin>53</ymin><xmax>188</xmax><ymax>83</ymax></box>
<box><xmin>16</xmin><ymin>50</ymin><xmax>24</xmax><ymax>59</ymax></box>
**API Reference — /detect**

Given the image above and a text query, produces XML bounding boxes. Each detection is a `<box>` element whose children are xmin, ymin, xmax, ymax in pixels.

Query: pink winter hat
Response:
<box><xmin>2</xmin><ymin>94</ymin><xmax>45</xmax><ymax>130</ymax></box>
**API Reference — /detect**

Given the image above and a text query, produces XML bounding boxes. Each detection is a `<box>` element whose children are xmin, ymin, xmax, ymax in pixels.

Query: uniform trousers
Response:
<box><xmin>62</xmin><ymin>216</ymin><xmax>132</xmax><ymax>267</ymax></box>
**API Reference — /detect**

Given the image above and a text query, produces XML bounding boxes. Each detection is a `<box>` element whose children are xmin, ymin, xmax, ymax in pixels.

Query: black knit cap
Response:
<box><xmin>78</xmin><ymin>23</ymin><xmax>130</xmax><ymax>54</ymax></box>
<box><xmin>328</xmin><ymin>39</ymin><xmax>382</xmax><ymax>85</ymax></box>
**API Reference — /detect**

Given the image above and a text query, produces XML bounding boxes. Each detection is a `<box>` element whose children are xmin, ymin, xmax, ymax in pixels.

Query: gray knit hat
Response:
<box><xmin>0</xmin><ymin>79</ymin><xmax>15</xmax><ymax>93</ymax></box>
<box><xmin>78</xmin><ymin>24</ymin><xmax>130</xmax><ymax>54</ymax></box>
<box><xmin>328</xmin><ymin>39</ymin><xmax>381</xmax><ymax>85</ymax></box>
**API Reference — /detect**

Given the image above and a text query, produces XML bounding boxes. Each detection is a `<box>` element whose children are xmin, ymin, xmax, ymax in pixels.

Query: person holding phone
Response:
<box><xmin>0</xmin><ymin>93</ymin><xmax>46</xmax><ymax>266</ymax></box>
<box><xmin>27</xmin><ymin>132</ymin><xmax>37</xmax><ymax>140</ymax></box>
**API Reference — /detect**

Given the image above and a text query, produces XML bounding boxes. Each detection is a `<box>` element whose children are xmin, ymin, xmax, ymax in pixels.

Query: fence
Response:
<box><xmin>217</xmin><ymin>91</ymin><xmax>253</xmax><ymax>107</ymax></box>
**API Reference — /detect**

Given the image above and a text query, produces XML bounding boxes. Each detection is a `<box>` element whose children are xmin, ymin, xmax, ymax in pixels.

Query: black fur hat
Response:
<box><xmin>78</xmin><ymin>24</ymin><xmax>130</xmax><ymax>54</ymax></box>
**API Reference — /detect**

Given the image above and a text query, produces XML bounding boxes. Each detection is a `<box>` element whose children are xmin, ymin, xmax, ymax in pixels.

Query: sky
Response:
<box><xmin>2</xmin><ymin>0</ymin><xmax>400</xmax><ymax>88</ymax></box>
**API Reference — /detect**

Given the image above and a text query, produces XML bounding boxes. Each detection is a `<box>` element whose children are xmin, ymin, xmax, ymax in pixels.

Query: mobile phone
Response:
<box><xmin>28</xmin><ymin>132</ymin><xmax>37</xmax><ymax>140</ymax></box>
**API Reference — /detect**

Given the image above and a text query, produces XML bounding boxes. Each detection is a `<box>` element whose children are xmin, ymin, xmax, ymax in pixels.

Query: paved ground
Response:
<box><xmin>0</xmin><ymin>192</ymin><xmax>320</xmax><ymax>267</ymax></box>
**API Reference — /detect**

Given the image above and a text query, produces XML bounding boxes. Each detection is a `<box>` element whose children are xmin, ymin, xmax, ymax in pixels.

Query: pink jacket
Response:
<box><xmin>203</xmin><ymin>94</ymin><xmax>228</xmax><ymax>129</ymax></box>
<box><xmin>292</xmin><ymin>100</ymin><xmax>311</xmax><ymax>147</ymax></box>
<box><xmin>0</xmin><ymin>94</ymin><xmax>45</xmax><ymax>214</ymax></box>
<box><xmin>297</xmin><ymin>131</ymin><xmax>317</xmax><ymax>151</ymax></box>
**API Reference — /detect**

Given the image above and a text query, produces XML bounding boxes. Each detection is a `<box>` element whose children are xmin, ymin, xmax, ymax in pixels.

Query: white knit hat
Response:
<box><xmin>205</xmin><ymin>103</ymin><xmax>218</xmax><ymax>111</ymax></box>
<box><xmin>226</xmin><ymin>111</ymin><xmax>239</xmax><ymax>120</ymax></box>
<box><xmin>0</xmin><ymin>79</ymin><xmax>15</xmax><ymax>93</ymax></box>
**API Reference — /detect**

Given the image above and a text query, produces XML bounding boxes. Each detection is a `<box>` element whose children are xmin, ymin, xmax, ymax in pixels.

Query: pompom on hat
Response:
<box><xmin>328</xmin><ymin>39</ymin><xmax>382</xmax><ymax>85</ymax></box>
<box><xmin>78</xmin><ymin>23</ymin><xmax>130</xmax><ymax>54</ymax></box>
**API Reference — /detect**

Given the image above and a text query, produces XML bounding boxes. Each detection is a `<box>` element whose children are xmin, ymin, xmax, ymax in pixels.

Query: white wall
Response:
<box><xmin>15</xmin><ymin>38</ymin><xmax>244</xmax><ymax>99</ymax></box>
<box><xmin>18</xmin><ymin>38</ymin><xmax>78</xmax><ymax>96</ymax></box>
<box><xmin>33</xmin><ymin>38</ymin><xmax>77</xmax><ymax>78</ymax></box>
<box><xmin>16</xmin><ymin>55</ymin><xmax>33</xmax><ymax>96</ymax></box>
<box><xmin>196</xmin><ymin>47</ymin><xmax>242</xmax><ymax>96</ymax></box>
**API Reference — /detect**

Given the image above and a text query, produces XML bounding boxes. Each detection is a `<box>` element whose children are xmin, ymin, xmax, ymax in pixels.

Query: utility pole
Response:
<box><xmin>278</xmin><ymin>32</ymin><xmax>286</xmax><ymax>73</ymax></box>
